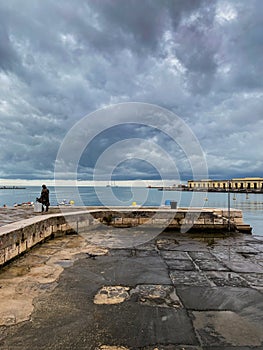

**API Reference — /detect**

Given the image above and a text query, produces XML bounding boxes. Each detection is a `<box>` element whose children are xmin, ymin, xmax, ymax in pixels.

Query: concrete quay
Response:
<box><xmin>0</xmin><ymin>225</ymin><xmax>262</xmax><ymax>349</ymax></box>
<box><xmin>0</xmin><ymin>206</ymin><xmax>262</xmax><ymax>349</ymax></box>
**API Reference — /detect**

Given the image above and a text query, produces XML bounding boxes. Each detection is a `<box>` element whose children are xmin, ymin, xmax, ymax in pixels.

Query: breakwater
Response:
<box><xmin>0</xmin><ymin>207</ymin><xmax>252</xmax><ymax>267</ymax></box>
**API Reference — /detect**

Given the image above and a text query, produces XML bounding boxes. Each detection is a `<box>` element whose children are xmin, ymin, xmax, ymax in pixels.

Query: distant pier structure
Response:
<box><xmin>188</xmin><ymin>177</ymin><xmax>263</xmax><ymax>192</ymax></box>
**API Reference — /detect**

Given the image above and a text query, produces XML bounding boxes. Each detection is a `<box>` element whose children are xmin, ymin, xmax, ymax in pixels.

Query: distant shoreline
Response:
<box><xmin>148</xmin><ymin>186</ymin><xmax>263</xmax><ymax>194</ymax></box>
<box><xmin>0</xmin><ymin>186</ymin><xmax>26</xmax><ymax>190</ymax></box>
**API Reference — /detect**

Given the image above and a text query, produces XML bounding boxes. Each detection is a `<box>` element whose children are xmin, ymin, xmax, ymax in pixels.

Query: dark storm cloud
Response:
<box><xmin>0</xmin><ymin>0</ymin><xmax>262</xmax><ymax>181</ymax></box>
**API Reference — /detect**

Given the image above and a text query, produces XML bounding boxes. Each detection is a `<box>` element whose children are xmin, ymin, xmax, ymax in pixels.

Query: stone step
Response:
<box><xmin>235</xmin><ymin>224</ymin><xmax>252</xmax><ymax>233</ymax></box>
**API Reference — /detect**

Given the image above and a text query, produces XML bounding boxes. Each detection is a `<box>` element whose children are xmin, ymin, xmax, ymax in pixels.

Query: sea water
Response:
<box><xmin>0</xmin><ymin>186</ymin><xmax>262</xmax><ymax>236</ymax></box>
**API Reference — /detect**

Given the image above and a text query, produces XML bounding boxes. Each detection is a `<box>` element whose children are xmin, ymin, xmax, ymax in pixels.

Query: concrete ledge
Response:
<box><xmin>0</xmin><ymin>207</ymin><xmax>251</xmax><ymax>267</ymax></box>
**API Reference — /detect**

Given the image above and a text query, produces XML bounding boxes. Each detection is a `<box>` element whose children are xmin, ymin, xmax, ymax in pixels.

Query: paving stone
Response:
<box><xmin>129</xmin><ymin>284</ymin><xmax>182</xmax><ymax>309</ymax></box>
<box><xmin>194</xmin><ymin>258</ymin><xmax>229</xmax><ymax>271</ymax></box>
<box><xmin>205</xmin><ymin>272</ymin><xmax>250</xmax><ymax>287</ymax></box>
<box><xmin>82</xmin><ymin>255</ymin><xmax>171</xmax><ymax>285</ymax></box>
<box><xmin>253</xmin><ymin>252</ymin><xmax>263</xmax><ymax>265</ymax></box>
<box><xmin>240</xmin><ymin>273</ymin><xmax>263</xmax><ymax>287</ymax></box>
<box><xmin>161</xmin><ymin>251</ymin><xmax>190</xmax><ymax>260</ymax></box>
<box><xmin>132</xmin><ymin>249</ymin><xmax>160</xmax><ymax>257</ymax></box>
<box><xmin>210</xmin><ymin>247</ymin><xmax>234</xmax><ymax>262</ymax></box>
<box><xmin>248</xmin><ymin>243</ymin><xmax>263</xmax><ymax>252</ymax></box>
<box><xmin>167</xmin><ymin>239</ymin><xmax>210</xmax><ymax>252</ymax></box>
<box><xmin>193</xmin><ymin>311</ymin><xmax>263</xmax><ymax>347</ymax></box>
<box><xmin>236</xmin><ymin>246</ymin><xmax>260</xmax><ymax>254</ymax></box>
<box><xmin>170</xmin><ymin>271</ymin><xmax>211</xmax><ymax>287</ymax></box>
<box><xmin>176</xmin><ymin>286</ymin><xmax>263</xmax><ymax>313</ymax></box>
<box><xmin>226</xmin><ymin>259</ymin><xmax>262</xmax><ymax>273</ymax></box>
<box><xmin>189</xmin><ymin>251</ymin><xmax>215</xmax><ymax>260</ymax></box>
<box><xmin>94</xmin><ymin>306</ymin><xmax>199</xmax><ymax>348</ymax></box>
<box><xmin>165</xmin><ymin>259</ymin><xmax>196</xmax><ymax>271</ymax></box>
<box><xmin>156</xmin><ymin>238</ymin><xmax>180</xmax><ymax>250</ymax></box>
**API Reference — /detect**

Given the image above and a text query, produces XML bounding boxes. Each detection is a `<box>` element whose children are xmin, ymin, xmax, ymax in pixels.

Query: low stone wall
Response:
<box><xmin>0</xmin><ymin>211</ymin><xmax>93</xmax><ymax>266</ymax></box>
<box><xmin>94</xmin><ymin>208</ymin><xmax>238</xmax><ymax>228</ymax></box>
<box><xmin>0</xmin><ymin>207</ymin><xmax>251</xmax><ymax>267</ymax></box>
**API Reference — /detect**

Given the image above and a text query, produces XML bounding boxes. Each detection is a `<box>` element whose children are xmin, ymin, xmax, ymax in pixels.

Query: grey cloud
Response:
<box><xmin>0</xmin><ymin>22</ymin><xmax>20</xmax><ymax>71</ymax></box>
<box><xmin>214</xmin><ymin>0</ymin><xmax>263</xmax><ymax>93</ymax></box>
<box><xmin>0</xmin><ymin>0</ymin><xmax>262</xmax><ymax>181</ymax></box>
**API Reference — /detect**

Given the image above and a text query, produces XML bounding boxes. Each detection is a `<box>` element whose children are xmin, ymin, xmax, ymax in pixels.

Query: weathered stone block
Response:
<box><xmin>153</xmin><ymin>218</ymin><xmax>169</xmax><ymax>225</ymax></box>
<box><xmin>122</xmin><ymin>218</ymin><xmax>139</xmax><ymax>225</ymax></box>
<box><xmin>204</xmin><ymin>218</ymin><xmax>214</xmax><ymax>224</ymax></box>
<box><xmin>139</xmin><ymin>218</ymin><xmax>151</xmax><ymax>225</ymax></box>
<box><xmin>113</xmin><ymin>217</ymin><xmax>123</xmax><ymax>224</ymax></box>
<box><xmin>194</xmin><ymin>219</ymin><xmax>205</xmax><ymax>225</ymax></box>
<box><xmin>233</xmin><ymin>218</ymin><xmax>244</xmax><ymax>224</ymax></box>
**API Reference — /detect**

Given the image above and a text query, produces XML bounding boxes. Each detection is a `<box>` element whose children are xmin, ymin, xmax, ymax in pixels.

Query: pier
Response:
<box><xmin>0</xmin><ymin>207</ymin><xmax>262</xmax><ymax>349</ymax></box>
<box><xmin>0</xmin><ymin>206</ymin><xmax>252</xmax><ymax>267</ymax></box>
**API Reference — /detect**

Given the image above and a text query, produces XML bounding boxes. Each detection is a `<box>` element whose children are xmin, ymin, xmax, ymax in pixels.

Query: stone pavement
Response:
<box><xmin>0</xmin><ymin>207</ymin><xmax>68</xmax><ymax>227</ymax></box>
<box><xmin>0</xmin><ymin>227</ymin><xmax>263</xmax><ymax>349</ymax></box>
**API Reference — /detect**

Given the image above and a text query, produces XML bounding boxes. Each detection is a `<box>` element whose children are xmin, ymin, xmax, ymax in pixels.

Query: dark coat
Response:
<box><xmin>40</xmin><ymin>188</ymin><xmax>50</xmax><ymax>206</ymax></box>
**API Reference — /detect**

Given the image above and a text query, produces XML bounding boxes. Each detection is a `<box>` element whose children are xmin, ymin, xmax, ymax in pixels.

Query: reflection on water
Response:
<box><xmin>236</xmin><ymin>201</ymin><xmax>263</xmax><ymax>210</ymax></box>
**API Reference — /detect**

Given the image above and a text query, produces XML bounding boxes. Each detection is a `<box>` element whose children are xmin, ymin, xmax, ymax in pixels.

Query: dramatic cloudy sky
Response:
<box><xmin>0</xmin><ymin>0</ymin><xmax>262</xmax><ymax>183</ymax></box>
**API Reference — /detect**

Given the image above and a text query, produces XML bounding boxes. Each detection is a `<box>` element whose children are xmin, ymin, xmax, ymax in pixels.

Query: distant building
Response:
<box><xmin>188</xmin><ymin>177</ymin><xmax>263</xmax><ymax>191</ymax></box>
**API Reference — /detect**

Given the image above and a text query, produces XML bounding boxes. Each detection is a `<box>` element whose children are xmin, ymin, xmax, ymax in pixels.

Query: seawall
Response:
<box><xmin>0</xmin><ymin>207</ymin><xmax>251</xmax><ymax>267</ymax></box>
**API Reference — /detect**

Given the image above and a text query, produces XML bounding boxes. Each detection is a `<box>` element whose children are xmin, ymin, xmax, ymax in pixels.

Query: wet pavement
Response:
<box><xmin>0</xmin><ymin>227</ymin><xmax>263</xmax><ymax>349</ymax></box>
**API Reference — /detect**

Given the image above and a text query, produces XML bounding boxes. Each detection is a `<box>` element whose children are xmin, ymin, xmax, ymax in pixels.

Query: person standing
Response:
<box><xmin>40</xmin><ymin>184</ymin><xmax>50</xmax><ymax>212</ymax></box>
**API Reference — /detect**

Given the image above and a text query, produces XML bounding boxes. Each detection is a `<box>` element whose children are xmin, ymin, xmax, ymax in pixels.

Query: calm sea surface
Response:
<box><xmin>0</xmin><ymin>186</ymin><xmax>262</xmax><ymax>236</ymax></box>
